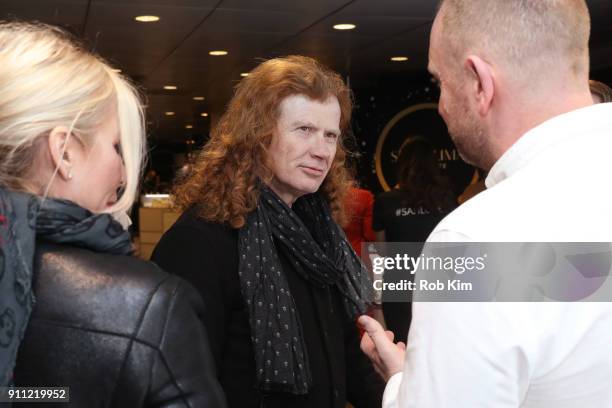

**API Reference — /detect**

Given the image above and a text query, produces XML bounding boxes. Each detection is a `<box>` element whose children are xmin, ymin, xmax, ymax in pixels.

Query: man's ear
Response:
<box><xmin>465</xmin><ymin>55</ymin><xmax>495</xmax><ymax>117</ymax></box>
<box><xmin>47</xmin><ymin>126</ymin><xmax>76</xmax><ymax>181</ymax></box>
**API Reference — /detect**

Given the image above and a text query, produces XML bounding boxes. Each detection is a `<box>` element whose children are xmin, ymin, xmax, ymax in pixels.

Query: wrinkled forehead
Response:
<box><xmin>277</xmin><ymin>93</ymin><xmax>339</xmax><ymax>117</ymax></box>
<box><xmin>276</xmin><ymin>93</ymin><xmax>341</xmax><ymax>132</ymax></box>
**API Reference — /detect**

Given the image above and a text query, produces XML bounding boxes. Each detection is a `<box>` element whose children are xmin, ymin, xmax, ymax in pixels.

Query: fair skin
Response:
<box><xmin>267</xmin><ymin>94</ymin><xmax>341</xmax><ymax>207</ymax></box>
<box><xmin>427</xmin><ymin>11</ymin><xmax>593</xmax><ymax>171</ymax></box>
<box><xmin>36</xmin><ymin>111</ymin><xmax>126</xmax><ymax>213</ymax></box>
<box><xmin>359</xmin><ymin>6</ymin><xmax>595</xmax><ymax>382</ymax></box>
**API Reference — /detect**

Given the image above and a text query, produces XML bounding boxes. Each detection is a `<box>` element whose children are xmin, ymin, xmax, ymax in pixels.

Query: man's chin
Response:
<box><xmin>449</xmin><ymin>131</ymin><xmax>488</xmax><ymax>168</ymax></box>
<box><xmin>298</xmin><ymin>183</ymin><xmax>324</xmax><ymax>197</ymax></box>
<box><xmin>456</xmin><ymin>148</ymin><xmax>477</xmax><ymax>166</ymax></box>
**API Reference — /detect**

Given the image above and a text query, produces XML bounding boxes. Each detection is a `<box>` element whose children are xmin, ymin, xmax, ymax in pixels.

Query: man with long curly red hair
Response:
<box><xmin>152</xmin><ymin>55</ymin><xmax>384</xmax><ymax>408</ymax></box>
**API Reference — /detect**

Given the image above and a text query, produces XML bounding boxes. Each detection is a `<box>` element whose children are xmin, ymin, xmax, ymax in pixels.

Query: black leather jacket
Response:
<box><xmin>13</xmin><ymin>242</ymin><xmax>227</xmax><ymax>408</ymax></box>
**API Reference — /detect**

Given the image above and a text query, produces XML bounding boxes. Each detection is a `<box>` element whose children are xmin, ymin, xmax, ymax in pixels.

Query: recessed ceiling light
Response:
<box><xmin>201</xmin><ymin>112</ymin><xmax>208</xmax><ymax>117</ymax></box>
<box><xmin>209</xmin><ymin>50</ymin><xmax>228</xmax><ymax>56</ymax></box>
<box><xmin>164</xmin><ymin>111</ymin><xmax>175</xmax><ymax>116</ymax></box>
<box><xmin>163</xmin><ymin>85</ymin><xmax>177</xmax><ymax>90</ymax></box>
<box><xmin>193</xmin><ymin>96</ymin><xmax>205</xmax><ymax>101</ymax></box>
<box><xmin>134</xmin><ymin>15</ymin><xmax>160</xmax><ymax>23</ymax></box>
<box><xmin>333</xmin><ymin>23</ymin><xmax>356</xmax><ymax>30</ymax></box>
<box><xmin>185</xmin><ymin>125</ymin><xmax>193</xmax><ymax>129</ymax></box>
<box><xmin>390</xmin><ymin>56</ymin><xmax>409</xmax><ymax>62</ymax></box>
<box><xmin>240</xmin><ymin>73</ymin><xmax>249</xmax><ymax>77</ymax></box>
<box><xmin>112</xmin><ymin>68</ymin><xmax>122</xmax><ymax>73</ymax></box>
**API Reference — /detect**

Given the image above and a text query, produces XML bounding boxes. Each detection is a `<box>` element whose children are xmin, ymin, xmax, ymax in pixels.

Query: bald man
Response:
<box><xmin>360</xmin><ymin>1</ymin><xmax>612</xmax><ymax>407</ymax></box>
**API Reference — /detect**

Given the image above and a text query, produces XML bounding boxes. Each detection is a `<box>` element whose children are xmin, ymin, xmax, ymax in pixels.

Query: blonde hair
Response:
<box><xmin>0</xmin><ymin>21</ymin><xmax>145</xmax><ymax>214</ymax></box>
<box><xmin>438</xmin><ymin>0</ymin><xmax>590</xmax><ymax>83</ymax></box>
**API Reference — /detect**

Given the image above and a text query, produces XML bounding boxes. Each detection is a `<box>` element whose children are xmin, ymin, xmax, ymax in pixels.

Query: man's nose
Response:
<box><xmin>310</xmin><ymin>132</ymin><xmax>332</xmax><ymax>159</ymax></box>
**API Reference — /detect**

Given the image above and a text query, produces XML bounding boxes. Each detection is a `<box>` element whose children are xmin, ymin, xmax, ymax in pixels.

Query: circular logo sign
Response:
<box><xmin>374</xmin><ymin>103</ymin><xmax>474</xmax><ymax>193</ymax></box>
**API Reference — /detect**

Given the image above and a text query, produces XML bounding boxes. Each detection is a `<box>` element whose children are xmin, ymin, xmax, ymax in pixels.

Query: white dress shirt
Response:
<box><xmin>383</xmin><ymin>103</ymin><xmax>612</xmax><ymax>407</ymax></box>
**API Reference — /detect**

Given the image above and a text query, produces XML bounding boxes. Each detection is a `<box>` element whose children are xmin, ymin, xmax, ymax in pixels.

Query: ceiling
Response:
<box><xmin>2</xmin><ymin>0</ymin><xmax>612</xmax><ymax>142</ymax></box>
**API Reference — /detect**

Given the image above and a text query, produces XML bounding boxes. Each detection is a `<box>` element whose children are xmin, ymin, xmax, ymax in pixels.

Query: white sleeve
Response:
<box><xmin>383</xmin><ymin>301</ymin><xmax>531</xmax><ymax>408</ymax></box>
<box><xmin>426</xmin><ymin>228</ymin><xmax>473</xmax><ymax>243</ymax></box>
<box><xmin>382</xmin><ymin>372</ymin><xmax>404</xmax><ymax>408</ymax></box>
<box><xmin>382</xmin><ymin>229</ymin><xmax>530</xmax><ymax>408</ymax></box>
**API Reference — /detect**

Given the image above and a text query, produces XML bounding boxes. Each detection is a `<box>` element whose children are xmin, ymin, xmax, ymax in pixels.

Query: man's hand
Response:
<box><xmin>358</xmin><ymin>315</ymin><xmax>406</xmax><ymax>382</ymax></box>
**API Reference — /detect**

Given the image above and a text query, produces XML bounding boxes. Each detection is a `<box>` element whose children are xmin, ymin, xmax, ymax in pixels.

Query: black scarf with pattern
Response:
<box><xmin>238</xmin><ymin>186</ymin><xmax>372</xmax><ymax>395</ymax></box>
<box><xmin>0</xmin><ymin>188</ymin><xmax>132</xmax><ymax>386</ymax></box>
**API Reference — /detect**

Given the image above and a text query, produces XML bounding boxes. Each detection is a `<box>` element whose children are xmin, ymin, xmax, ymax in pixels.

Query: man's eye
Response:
<box><xmin>114</xmin><ymin>143</ymin><xmax>123</xmax><ymax>157</ymax></box>
<box><xmin>326</xmin><ymin>132</ymin><xmax>339</xmax><ymax>139</ymax></box>
<box><xmin>299</xmin><ymin>126</ymin><xmax>312</xmax><ymax>132</ymax></box>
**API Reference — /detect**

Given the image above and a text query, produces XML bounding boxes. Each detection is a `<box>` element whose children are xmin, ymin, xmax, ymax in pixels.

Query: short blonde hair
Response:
<box><xmin>0</xmin><ymin>21</ymin><xmax>145</xmax><ymax>214</ymax></box>
<box><xmin>438</xmin><ymin>0</ymin><xmax>590</xmax><ymax>82</ymax></box>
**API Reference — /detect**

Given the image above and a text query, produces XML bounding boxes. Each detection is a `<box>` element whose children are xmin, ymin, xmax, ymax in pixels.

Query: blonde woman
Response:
<box><xmin>0</xmin><ymin>22</ymin><xmax>225</xmax><ymax>407</ymax></box>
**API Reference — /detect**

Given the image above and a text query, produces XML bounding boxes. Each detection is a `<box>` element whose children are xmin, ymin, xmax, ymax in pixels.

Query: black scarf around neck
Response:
<box><xmin>0</xmin><ymin>188</ymin><xmax>132</xmax><ymax>386</ymax></box>
<box><xmin>238</xmin><ymin>186</ymin><xmax>372</xmax><ymax>395</ymax></box>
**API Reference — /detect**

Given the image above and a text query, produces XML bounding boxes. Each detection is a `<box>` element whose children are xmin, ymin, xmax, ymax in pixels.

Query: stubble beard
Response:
<box><xmin>447</xmin><ymin>104</ymin><xmax>489</xmax><ymax>169</ymax></box>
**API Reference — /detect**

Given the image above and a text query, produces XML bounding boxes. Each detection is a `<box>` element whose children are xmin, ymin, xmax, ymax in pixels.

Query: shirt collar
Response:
<box><xmin>486</xmin><ymin>102</ymin><xmax>612</xmax><ymax>188</ymax></box>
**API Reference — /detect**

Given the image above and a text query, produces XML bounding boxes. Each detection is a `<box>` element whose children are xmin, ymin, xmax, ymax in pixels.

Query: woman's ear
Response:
<box><xmin>47</xmin><ymin>126</ymin><xmax>76</xmax><ymax>181</ymax></box>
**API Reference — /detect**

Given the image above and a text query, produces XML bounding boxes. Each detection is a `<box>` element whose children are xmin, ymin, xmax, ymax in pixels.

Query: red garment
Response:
<box><xmin>343</xmin><ymin>187</ymin><xmax>376</xmax><ymax>257</ymax></box>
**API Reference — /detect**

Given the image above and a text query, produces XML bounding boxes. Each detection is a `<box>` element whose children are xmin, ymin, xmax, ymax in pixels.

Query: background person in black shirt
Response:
<box><xmin>372</xmin><ymin>138</ymin><xmax>456</xmax><ymax>343</ymax></box>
